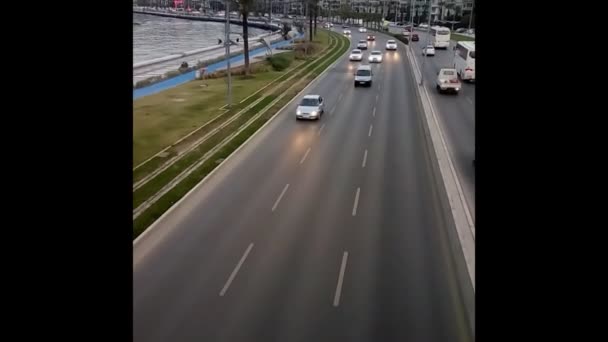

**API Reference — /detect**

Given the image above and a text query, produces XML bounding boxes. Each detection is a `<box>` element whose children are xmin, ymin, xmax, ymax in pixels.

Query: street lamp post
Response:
<box><xmin>419</xmin><ymin>0</ymin><xmax>431</xmax><ymax>86</ymax></box>
<box><xmin>225</xmin><ymin>0</ymin><xmax>232</xmax><ymax>107</ymax></box>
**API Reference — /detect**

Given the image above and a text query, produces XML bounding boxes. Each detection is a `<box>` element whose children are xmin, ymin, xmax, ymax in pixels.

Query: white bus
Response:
<box><xmin>454</xmin><ymin>41</ymin><xmax>475</xmax><ymax>81</ymax></box>
<box><xmin>430</xmin><ymin>26</ymin><xmax>451</xmax><ymax>49</ymax></box>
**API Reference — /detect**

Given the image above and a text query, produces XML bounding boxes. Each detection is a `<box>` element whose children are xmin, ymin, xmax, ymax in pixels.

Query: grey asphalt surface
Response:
<box><xmin>409</xmin><ymin>30</ymin><xmax>476</xmax><ymax>219</ymax></box>
<box><xmin>134</xmin><ymin>28</ymin><xmax>474</xmax><ymax>342</ymax></box>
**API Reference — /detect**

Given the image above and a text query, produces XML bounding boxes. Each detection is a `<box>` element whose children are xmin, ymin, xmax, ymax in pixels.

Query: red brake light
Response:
<box><xmin>465</xmin><ymin>67</ymin><xmax>473</xmax><ymax>71</ymax></box>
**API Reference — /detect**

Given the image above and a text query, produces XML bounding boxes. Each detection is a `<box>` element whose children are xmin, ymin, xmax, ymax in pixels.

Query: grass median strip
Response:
<box><xmin>133</xmin><ymin>31</ymin><xmax>348</xmax><ymax>238</ymax></box>
<box><xmin>133</xmin><ymin>94</ymin><xmax>277</xmax><ymax>209</ymax></box>
<box><xmin>451</xmin><ymin>33</ymin><xmax>475</xmax><ymax>42</ymax></box>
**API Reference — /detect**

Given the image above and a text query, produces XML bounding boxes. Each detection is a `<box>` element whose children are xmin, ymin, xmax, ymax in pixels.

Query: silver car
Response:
<box><xmin>296</xmin><ymin>95</ymin><xmax>325</xmax><ymax>120</ymax></box>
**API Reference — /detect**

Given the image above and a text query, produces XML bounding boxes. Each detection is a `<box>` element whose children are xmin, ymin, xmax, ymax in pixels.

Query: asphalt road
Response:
<box><xmin>409</xmin><ymin>30</ymin><xmax>476</xmax><ymax>219</ymax></box>
<box><xmin>134</xmin><ymin>29</ymin><xmax>474</xmax><ymax>342</ymax></box>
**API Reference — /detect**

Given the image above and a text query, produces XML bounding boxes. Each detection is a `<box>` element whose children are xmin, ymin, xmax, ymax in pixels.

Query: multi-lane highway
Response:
<box><xmin>134</xmin><ymin>28</ymin><xmax>474</xmax><ymax>342</ymax></box>
<box><xmin>409</xmin><ymin>30</ymin><xmax>476</xmax><ymax>218</ymax></box>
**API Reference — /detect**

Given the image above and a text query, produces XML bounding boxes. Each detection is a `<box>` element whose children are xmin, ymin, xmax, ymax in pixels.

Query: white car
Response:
<box><xmin>419</xmin><ymin>23</ymin><xmax>429</xmax><ymax>29</ymax></box>
<box><xmin>436</xmin><ymin>68</ymin><xmax>461</xmax><ymax>94</ymax></box>
<box><xmin>422</xmin><ymin>45</ymin><xmax>435</xmax><ymax>56</ymax></box>
<box><xmin>385</xmin><ymin>39</ymin><xmax>397</xmax><ymax>50</ymax></box>
<box><xmin>368</xmin><ymin>50</ymin><xmax>383</xmax><ymax>63</ymax></box>
<box><xmin>296</xmin><ymin>95</ymin><xmax>325</xmax><ymax>120</ymax></box>
<box><xmin>359</xmin><ymin>27</ymin><xmax>367</xmax><ymax>33</ymax></box>
<box><xmin>349</xmin><ymin>49</ymin><xmax>363</xmax><ymax>61</ymax></box>
<box><xmin>343</xmin><ymin>29</ymin><xmax>351</xmax><ymax>35</ymax></box>
<box><xmin>357</xmin><ymin>40</ymin><xmax>368</xmax><ymax>50</ymax></box>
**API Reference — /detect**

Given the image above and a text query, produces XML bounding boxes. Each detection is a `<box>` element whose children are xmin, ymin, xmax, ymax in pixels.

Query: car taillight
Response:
<box><xmin>450</xmin><ymin>79</ymin><xmax>459</xmax><ymax>83</ymax></box>
<box><xmin>465</xmin><ymin>67</ymin><xmax>473</xmax><ymax>72</ymax></box>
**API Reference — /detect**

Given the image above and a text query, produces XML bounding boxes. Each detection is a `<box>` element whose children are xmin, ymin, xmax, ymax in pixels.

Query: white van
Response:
<box><xmin>354</xmin><ymin>65</ymin><xmax>373</xmax><ymax>87</ymax></box>
<box><xmin>454</xmin><ymin>41</ymin><xmax>475</xmax><ymax>81</ymax></box>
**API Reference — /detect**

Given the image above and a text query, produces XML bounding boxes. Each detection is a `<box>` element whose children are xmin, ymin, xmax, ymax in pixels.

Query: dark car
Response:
<box><xmin>367</xmin><ymin>34</ymin><xmax>375</xmax><ymax>41</ymax></box>
<box><xmin>411</xmin><ymin>33</ymin><xmax>419</xmax><ymax>41</ymax></box>
<box><xmin>342</xmin><ymin>24</ymin><xmax>349</xmax><ymax>28</ymax></box>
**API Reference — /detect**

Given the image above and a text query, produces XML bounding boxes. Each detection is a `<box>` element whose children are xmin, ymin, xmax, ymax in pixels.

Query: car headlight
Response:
<box><xmin>441</xmin><ymin>80</ymin><xmax>447</xmax><ymax>83</ymax></box>
<box><xmin>310</xmin><ymin>111</ymin><xmax>317</xmax><ymax>116</ymax></box>
<box><xmin>297</xmin><ymin>109</ymin><xmax>301</xmax><ymax>115</ymax></box>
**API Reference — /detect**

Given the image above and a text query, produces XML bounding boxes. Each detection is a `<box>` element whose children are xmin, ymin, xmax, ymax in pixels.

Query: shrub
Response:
<box><xmin>164</xmin><ymin>70</ymin><xmax>181</xmax><ymax>78</ymax></box>
<box><xmin>134</xmin><ymin>76</ymin><xmax>162</xmax><ymax>89</ymax></box>
<box><xmin>392</xmin><ymin>34</ymin><xmax>409</xmax><ymax>45</ymax></box>
<box><xmin>267</xmin><ymin>53</ymin><xmax>293</xmax><ymax>71</ymax></box>
<box><xmin>293</xmin><ymin>42</ymin><xmax>320</xmax><ymax>59</ymax></box>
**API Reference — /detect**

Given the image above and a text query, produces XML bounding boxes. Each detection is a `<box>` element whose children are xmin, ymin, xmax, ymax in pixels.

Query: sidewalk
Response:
<box><xmin>134</xmin><ymin>35</ymin><xmax>300</xmax><ymax>100</ymax></box>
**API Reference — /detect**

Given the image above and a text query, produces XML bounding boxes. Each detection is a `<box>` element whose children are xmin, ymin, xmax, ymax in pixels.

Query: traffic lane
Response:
<box><xmin>415</xmin><ymin>48</ymin><xmax>476</xmax><ymax>217</ymax></box>
<box><xmin>413</xmin><ymin>32</ymin><xmax>475</xmax><ymax>101</ymax></box>
<box><xmin>134</xmin><ymin>50</ymin><xmax>354</xmax><ymax>341</ymax></box>
<box><xmin>195</xmin><ymin>80</ymin><xmax>381</xmax><ymax>342</ymax></box>
<box><xmin>333</xmin><ymin>38</ymin><xmax>471</xmax><ymax>342</ymax></box>
<box><xmin>424</xmin><ymin>83</ymin><xmax>476</xmax><ymax>208</ymax></box>
<box><xmin>410</xmin><ymin>35</ymin><xmax>476</xmax><ymax>217</ymax></box>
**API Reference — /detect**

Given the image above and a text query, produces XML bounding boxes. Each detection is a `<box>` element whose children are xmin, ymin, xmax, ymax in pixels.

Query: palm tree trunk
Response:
<box><xmin>242</xmin><ymin>11</ymin><xmax>250</xmax><ymax>75</ymax></box>
<box><xmin>313</xmin><ymin>4</ymin><xmax>318</xmax><ymax>36</ymax></box>
<box><xmin>309</xmin><ymin>3</ymin><xmax>314</xmax><ymax>41</ymax></box>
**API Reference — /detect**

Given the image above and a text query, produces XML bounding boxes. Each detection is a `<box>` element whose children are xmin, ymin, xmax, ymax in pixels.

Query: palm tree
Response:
<box><xmin>313</xmin><ymin>1</ymin><xmax>319</xmax><ymax>38</ymax></box>
<box><xmin>307</xmin><ymin>0</ymin><xmax>314</xmax><ymax>41</ymax></box>
<box><xmin>238</xmin><ymin>0</ymin><xmax>254</xmax><ymax>75</ymax></box>
<box><xmin>454</xmin><ymin>5</ymin><xmax>462</xmax><ymax>21</ymax></box>
<box><xmin>445</xmin><ymin>2</ymin><xmax>455</xmax><ymax>21</ymax></box>
<box><xmin>437</xmin><ymin>1</ymin><xmax>446</xmax><ymax>21</ymax></box>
